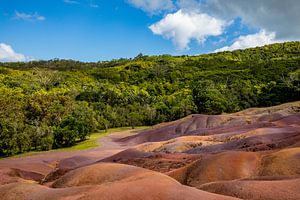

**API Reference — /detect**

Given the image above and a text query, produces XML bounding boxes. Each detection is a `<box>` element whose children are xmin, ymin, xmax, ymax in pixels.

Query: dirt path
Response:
<box><xmin>0</xmin><ymin>129</ymin><xmax>141</xmax><ymax>177</ymax></box>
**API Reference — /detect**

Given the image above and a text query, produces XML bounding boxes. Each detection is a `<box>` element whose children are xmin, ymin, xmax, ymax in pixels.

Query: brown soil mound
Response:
<box><xmin>0</xmin><ymin>166</ymin><xmax>46</xmax><ymax>185</ymax></box>
<box><xmin>198</xmin><ymin>178</ymin><xmax>300</xmax><ymax>200</ymax></box>
<box><xmin>118</xmin><ymin>114</ymin><xmax>250</xmax><ymax>144</ymax></box>
<box><xmin>0</xmin><ymin>163</ymin><xmax>240</xmax><ymax>200</ymax></box>
<box><xmin>42</xmin><ymin>156</ymin><xmax>96</xmax><ymax>184</ymax></box>
<box><xmin>168</xmin><ymin>147</ymin><xmax>300</xmax><ymax>187</ymax></box>
<box><xmin>135</xmin><ymin>136</ymin><xmax>220</xmax><ymax>153</ymax></box>
<box><xmin>187</xmin><ymin>126</ymin><xmax>300</xmax><ymax>153</ymax></box>
<box><xmin>52</xmin><ymin>163</ymin><xmax>152</xmax><ymax>188</ymax></box>
<box><xmin>259</xmin><ymin>147</ymin><xmax>300</xmax><ymax>176</ymax></box>
<box><xmin>76</xmin><ymin>174</ymin><xmax>239</xmax><ymax>200</ymax></box>
<box><xmin>107</xmin><ymin>152</ymin><xmax>201</xmax><ymax>173</ymax></box>
<box><xmin>120</xmin><ymin>101</ymin><xmax>300</xmax><ymax>144</ymax></box>
<box><xmin>124</xmin><ymin>124</ymin><xmax>300</xmax><ymax>155</ymax></box>
<box><xmin>0</xmin><ymin>170</ymin><xmax>23</xmax><ymax>185</ymax></box>
<box><xmin>57</xmin><ymin>156</ymin><xmax>94</xmax><ymax>170</ymax></box>
<box><xmin>168</xmin><ymin>151</ymin><xmax>260</xmax><ymax>186</ymax></box>
<box><xmin>9</xmin><ymin>168</ymin><xmax>44</xmax><ymax>182</ymax></box>
<box><xmin>0</xmin><ymin>182</ymin><xmax>92</xmax><ymax>200</ymax></box>
<box><xmin>0</xmin><ymin>128</ymin><xmax>140</xmax><ymax>186</ymax></box>
<box><xmin>0</xmin><ymin>102</ymin><xmax>299</xmax><ymax>200</ymax></box>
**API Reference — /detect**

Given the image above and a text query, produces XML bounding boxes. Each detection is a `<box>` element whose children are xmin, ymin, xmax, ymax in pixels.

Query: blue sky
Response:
<box><xmin>0</xmin><ymin>0</ymin><xmax>299</xmax><ymax>62</ymax></box>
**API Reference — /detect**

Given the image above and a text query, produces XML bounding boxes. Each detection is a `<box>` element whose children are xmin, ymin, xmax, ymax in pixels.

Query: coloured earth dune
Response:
<box><xmin>0</xmin><ymin>101</ymin><xmax>299</xmax><ymax>199</ymax></box>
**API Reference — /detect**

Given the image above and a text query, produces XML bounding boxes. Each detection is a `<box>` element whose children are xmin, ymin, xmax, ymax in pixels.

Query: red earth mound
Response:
<box><xmin>198</xmin><ymin>178</ymin><xmax>300</xmax><ymax>200</ymax></box>
<box><xmin>52</xmin><ymin>163</ymin><xmax>152</xmax><ymax>188</ymax></box>
<box><xmin>167</xmin><ymin>147</ymin><xmax>300</xmax><ymax>187</ymax></box>
<box><xmin>102</xmin><ymin>150</ymin><xmax>201</xmax><ymax>173</ymax></box>
<box><xmin>0</xmin><ymin>101</ymin><xmax>299</xmax><ymax>199</ymax></box>
<box><xmin>168</xmin><ymin>151</ymin><xmax>260</xmax><ymax>186</ymax></box>
<box><xmin>0</xmin><ymin>129</ymin><xmax>139</xmax><ymax>185</ymax></box>
<box><xmin>119</xmin><ymin>101</ymin><xmax>300</xmax><ymax>145</ymax></box>
<box><xmin>186</xmin><ymin>126</ymin><xmax>300</xmax><ymax>153</ymax></box>
<box><xmin>259</xmin><ymin>147</ymin><xmax>300</xmax><ymax>176</ymax></box>
<box><xmin>0</xmin><ymin>163</ymin><xmax>240</xmax><ymax>200</ymax></box>
<box><xmin>0</xmin><ymin>182</ymin><xmax>93</xmax><ymax>200</ymax></box>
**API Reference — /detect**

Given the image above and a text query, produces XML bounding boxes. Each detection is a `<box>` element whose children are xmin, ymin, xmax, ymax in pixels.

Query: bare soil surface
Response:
<box><xmin>0</xmin><ymin>101</ymin><xmax>299</xmax><ymax>200</ymax></box>
<box><xmin>0</xmin><ymin>129</ymin><xmax>140</xmax><ymax>183</ymax></box>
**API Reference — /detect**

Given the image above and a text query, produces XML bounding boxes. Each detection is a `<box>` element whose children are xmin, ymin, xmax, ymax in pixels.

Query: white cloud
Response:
<box><xmin>176</xmin><ymin>0</ymin><xmax>201</xmax><ymax>11</ymax></box>
<box><xmin>200</xmin><ymin>0</ymin><xmax>300</xmax><ymax>41</ymax></box>
<box><xmin>127</xmin><ymin>0</ymin><xmax>175</xmax><ymax>14</ymax></box>
<box><xmin>14</xmin><ymin>11</ymin><xmax>45</xmax><ymax>21</ymax></box>
<box><xmin>90</xmin><ymin>4</ymin><xmax>99</xmax><ymax>8</ymax></box>
<box><xmin>64</xmin><ymin>0</ymin><xmax>99</xmax><ymax>8</ymax></box>
<box><xmin>63</xmin><ymin>0</ymin><xmax>79</xmax><ymax>4</ymax></box>
<box><xmin>129</xmin><ymin>0</ymin><xmax>300</xmax><ymax>51</ymax></box>
<box><xmin>215</xmin><ymin>30</ymin><xmax>282</xmax><ymax>52</ymax></box>
<box><xmin>149</xmin><ymin>10</ymin><xmax>226</xmax><ymax>50</ymax></box>
<box><xmin>0</xmin><ymin>43</ymin><xmax>28</xmax><ymax>62</ymax></box>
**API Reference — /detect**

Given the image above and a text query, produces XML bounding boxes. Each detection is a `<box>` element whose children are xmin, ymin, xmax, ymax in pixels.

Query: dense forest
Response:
<box><xmin>0</xmin><ymin>42</ymin><xmax>299</xmax><ymax>156</ymax></box>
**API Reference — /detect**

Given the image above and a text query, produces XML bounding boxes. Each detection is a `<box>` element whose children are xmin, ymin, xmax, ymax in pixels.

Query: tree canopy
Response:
<box><xmin>0</xmin><ymin>42</ymin><xmax>299</xmax><ymax>156</ymax></box>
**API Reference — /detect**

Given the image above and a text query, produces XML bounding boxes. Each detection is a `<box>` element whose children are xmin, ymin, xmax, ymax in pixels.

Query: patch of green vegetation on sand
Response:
<box><xmin>2</xmin><ymin>126</ymin><xmax>149</xmax><ymax>159</ymax></box>
<box><xmin>61</xmin><ymin>126</ymin><xmax>149</xmax><ymax>151</ymax></box>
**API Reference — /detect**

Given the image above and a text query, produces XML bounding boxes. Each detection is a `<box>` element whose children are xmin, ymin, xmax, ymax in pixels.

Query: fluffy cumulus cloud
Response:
<box><xmin>127</xmin><ymin>0</ymin><xmax>175</xmax><ymax>14</ymax></box>
<box><xmin>149</xmin><ymin>10</ymin><xmax>226</xmax><ymax>50</ymax></box>
<box><xmin>201</xmin><ymin>0</ymin><xmax>300</xmax><ymax>40</ymax></box>
<box><xmin>129</xmin><ymin>0</ymin><xmax>300</xmax><ymax>51</ymax></box>
<box><xmin>200</xmin><ymin>0</ymin><xmax>300</xmax><ymax>51</ymax></box>
<box><xmin>14</xmin><ymin>11</ymin><xmax>45</xmax><ymax>21</ymax></box>
<box><xmin>215</xmin><ymin>30</ymin><xmax>280</xmax><ymax>52</ymax></box>
<box><xmin>0</xmin><ymin>43</ymin><xmax>27</xmax><ymax>62</ymax></box>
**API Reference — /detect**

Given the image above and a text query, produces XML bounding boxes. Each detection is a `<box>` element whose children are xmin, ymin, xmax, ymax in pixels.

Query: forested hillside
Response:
<box><xmin>0</xmin><ymin>42</ymin><xmax>299</xmax><ymax>156</ymax></box>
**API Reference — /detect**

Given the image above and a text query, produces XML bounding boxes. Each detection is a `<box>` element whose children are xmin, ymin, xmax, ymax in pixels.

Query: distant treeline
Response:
<box><xmin>0</xmin><ymin>42</ymin><xmax>299</xmax><ymax>156</ymax></box>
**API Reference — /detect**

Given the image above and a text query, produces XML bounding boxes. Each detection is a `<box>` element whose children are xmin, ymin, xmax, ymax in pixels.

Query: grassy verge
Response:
<box><xmin>60</xmin><ymin>126</ymin><xmax>149</xmax><ymax>151</ymax></box>
<box><xmin>2</xmin><ymin>126</ymin><xmax>149</xmax><ymax>159</ymax></box>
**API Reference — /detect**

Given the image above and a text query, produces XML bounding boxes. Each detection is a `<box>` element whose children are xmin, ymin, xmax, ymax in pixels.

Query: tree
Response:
<box><xmin>1</xmin><ymin>41</ymin><xmax>300</xmax><ymax>156</ymax></box>
<box><xmin>53</xmin><ymin>101</ymin><xmax>97</xmax><ymax>147</ymax></box>
<box><xmin>128</xmin><ymin>112</ymin><xmax>143</xmax><ymax>129</ymax></box>
<box><xmin>192</xmin><ymin>80</ymin><xmax>233</xmax><ymax>114</ymax></box>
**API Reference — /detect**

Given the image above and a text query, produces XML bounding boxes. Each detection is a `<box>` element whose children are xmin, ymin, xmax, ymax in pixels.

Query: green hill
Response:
<box><xmin>0</xmin><ymin>42</ymin><xmax>299</xmax><ymax>156</ymax></box>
